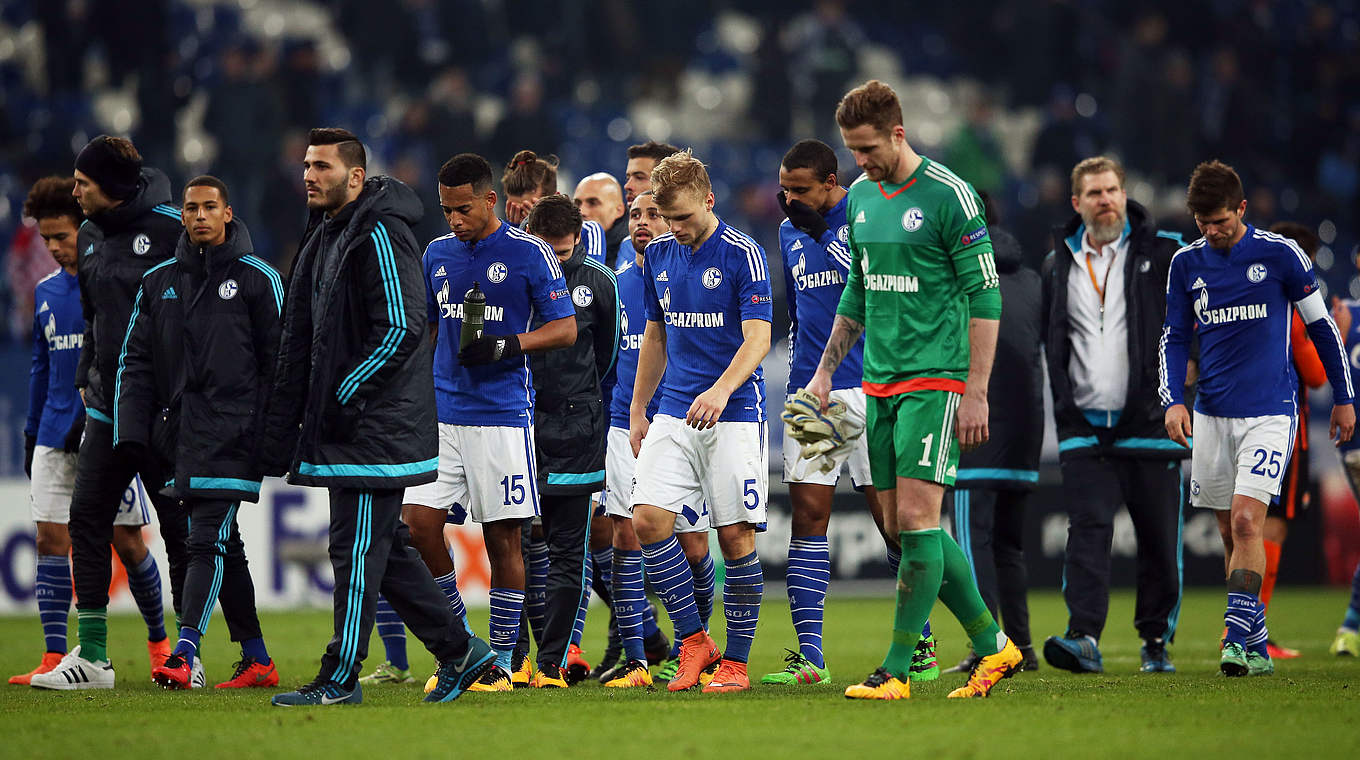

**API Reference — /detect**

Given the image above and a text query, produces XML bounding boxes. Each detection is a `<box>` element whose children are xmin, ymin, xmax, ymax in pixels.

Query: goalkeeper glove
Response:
<box><xmin>782</xmin><ymin>388</ymin><xmax>838</xmax><ymax>443</ymax></box>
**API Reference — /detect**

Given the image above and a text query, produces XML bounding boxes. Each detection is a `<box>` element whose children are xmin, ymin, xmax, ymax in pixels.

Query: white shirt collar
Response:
<box><xmin>1076</xmin><ymin>228</ymin><xmax>1129</xmax><ymax>261</ymax></box>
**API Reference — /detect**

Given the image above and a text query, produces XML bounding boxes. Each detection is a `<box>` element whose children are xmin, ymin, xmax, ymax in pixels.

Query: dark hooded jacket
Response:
<box><xmin>530</xmin><ymin>240</ymin><xmax>618</xmax><ymax>495</ymax></box>
<box><xmin>113</xmin><ymin>220</ymin><xmax>282</xmax><ymax>503</ymax></box>
<box><xmin>258</xmin><ymin>176</ymin><xmax>437</xmax><ymax>488</ymax></box>
<box><xmin>75</xmin><ymin>168</ymin><xmax>183</xmax><ymax>418</ymax></box>
<box><xmin>1043</xmin><ymin>200</ymin><xmax>1189</xmax><ymax>461</ymax></box>
<box><xmin>603</xmin><ymin>214</ymin><xmax>628</xmax><ymax>269</ymax></box>
<box><xmin>957</xmin><ymin>226</ymin><xmax>1044</xmax><ymax>490</ymax></box>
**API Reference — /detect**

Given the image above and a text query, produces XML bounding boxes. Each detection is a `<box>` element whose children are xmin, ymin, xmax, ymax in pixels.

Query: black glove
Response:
<box><xmin>24</xmin><ymin>434</ymin><xmax>35</xmax><ymax>478</ymax></box>
<box><xmin>458</xmin><ymin>333</ymin><xmax>523</xmax><ymax>366</ymax></box>
<box><xmin>777</xmin><ymin>191</ymin><xmax>830</xmax><ymax>241</ymax></box>
<box><xmin>62</xmin><ymin>414</ymin><xmax>85</xmax><ymax>453</ymax></box>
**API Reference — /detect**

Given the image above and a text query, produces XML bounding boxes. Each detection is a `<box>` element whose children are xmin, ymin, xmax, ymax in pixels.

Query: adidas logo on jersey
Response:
<box><xmin>162</xmin><ymin>287</ymin><xmax>178</xmax><ymax>300</ymax></box>
<box><xmin>656</xmin><ymin>270</ymin><xmax>669</xmax><ymax>282</ymax></box>
<box><xmin>1192</xmin><ymin>277</ymin><xmax>1206</xmax><ymax>289</ymax></box>
<box><xmin>790</xmin><ymin>239</ymin><xmax>804</xmax><ymax>251</ymax></box>
<box><xmin>855</xmin><ymin>210</ymin><xmax>866</xmax><ymax>224</ymax></box>
<box><xmin>434</xmin><ymin>265</ymin><xmax>446</xmax><ymax>277</ymax></box>
<box><xmin>38</xmin><ymin>301</ymin><xmax>49</xmax><ymax>313</ymax></box>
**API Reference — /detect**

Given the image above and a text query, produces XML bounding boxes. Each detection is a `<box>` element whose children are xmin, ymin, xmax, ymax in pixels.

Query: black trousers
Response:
<box><xmin>516</xmin><ymin>492</ymin><xmax>591</xmax><ymax>668</ymax></box>
<box><xmin>1059</xmin><ymin>456</ymin><xmax>1184</xmax><ymax>641</ymax></box>
<box><xmin>181</xmin><ymin>499</ymin><xmax>262</xmax><ymax>643</ymax></box>
<box><xmin>950</xmin><ymin>487</ymin><xmax>1032</xmax><ymax>649</ymax></box>
<box><xmin>70</xmin><ymin>415</ymin><xmax>188</xmax><ymax>614</ymax></box>
<box><xmin>320</xmin><ymin>487</ymin><xmax>471</xmax><ymax>687</ymax></box>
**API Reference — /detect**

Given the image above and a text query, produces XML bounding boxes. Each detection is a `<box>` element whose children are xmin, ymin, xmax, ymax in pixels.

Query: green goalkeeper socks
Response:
<box><xmin>881</xmin><ymin>529</ymin><xmax>943</xmax><ymax>680</ymax></box>
<box><xmin>938</xmin><ymin>530</ymin><xmax>1003</xmax><ymax>656</ymax></box>
<box><xmin>77</xmin><ymin>608</ymin><xmax>109</xmax><ymax>663</ymax></box>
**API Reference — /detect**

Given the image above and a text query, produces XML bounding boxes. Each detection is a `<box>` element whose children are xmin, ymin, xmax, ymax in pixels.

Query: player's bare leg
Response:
<box><xmin>1219</xmin><ymin>495</ymin><xmax>1273</xmax><ymax>676</ymax></box>
<box><xmin>111</xmin><ymin>525</ymin><xmax>172</xmax><ymax>673</ymax></box>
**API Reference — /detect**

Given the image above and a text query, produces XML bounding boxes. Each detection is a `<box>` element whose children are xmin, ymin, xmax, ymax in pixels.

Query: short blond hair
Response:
<box><xmin>650</xmin><ymin>149</ymin><xmax>710</xmax><ymax>208</ymax></box>
<box><xmin>1070</xmin><ymin>156</ymin><xmax>1126</xmax><ymax>196</ymax></box>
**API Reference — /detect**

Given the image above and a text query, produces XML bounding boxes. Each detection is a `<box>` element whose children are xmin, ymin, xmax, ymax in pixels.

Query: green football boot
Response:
<box><xmin>760</xmin><ymin>649</ymin><xmax>831</xmax><ymax>685</ymax></box>
<box><xmin>1330</xmin><ymin>628</ymin><xmax>1360</xmax><ymax>656</ymax></box>
<box><xmin>358</xmin><ymin>660</ymin><xmax>414</xmax><ymax>685</ymax></box>
<box><xmin>909</xmin><ymin>633</ymin><xmax>940</xmax><ymax>682</ymax></box>
<box><xmin>1220</xmin><ymin>642</ymin><xmax>1249</xmax><ymax>677</ymax></box>
<box><xmin>653</xmin><ymin>658</ymin><xmax>679</xmax><ymax>682</ymax></box>
<box><xmin>1246</xmin><ymin>650</ymin><xmax>1274</xmax><ymax>676</ymax></box>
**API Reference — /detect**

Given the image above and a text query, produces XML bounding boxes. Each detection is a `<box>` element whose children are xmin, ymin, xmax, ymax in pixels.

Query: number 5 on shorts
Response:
<box><xmin>743</xmin><ymin>478</ymin><xmax>760</xmax><ymax>510</ymax></box>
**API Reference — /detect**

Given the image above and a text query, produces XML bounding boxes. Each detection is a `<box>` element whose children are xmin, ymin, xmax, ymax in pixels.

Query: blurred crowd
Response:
<box><xmin>0</xmin><ymin>0</ymin><xmax>1356</xmax><ymax>342</ymax></box>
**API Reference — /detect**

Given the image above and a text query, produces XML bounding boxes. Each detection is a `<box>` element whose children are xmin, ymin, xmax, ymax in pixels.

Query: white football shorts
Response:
<box><xmin>1189</xmin><ymin>412</ymin><xmax>1295</xmax><ymax>510</ymax></box>
<box><xmin>603</xmin><ymin>425</ymin><xmax>709</xmax><ymax>533</ymax></box>
<box><xmin>631</xmin><ymin>414</ymin><xmax>767</xmax><ymax>529</ymax></box>
<box><xmin>782</xmin><ymin>387</ymin><xmax>872</xmax><ymax>487</ymax></box>
<box><xmin>30</xmin><ymin>445</ymin><xmax>149</xmax><ymax>526</ymax></box>
<box><xmin>404</xmin><ymin>423</ymin><xmax>539</xmax><ymax>524</ymax></box>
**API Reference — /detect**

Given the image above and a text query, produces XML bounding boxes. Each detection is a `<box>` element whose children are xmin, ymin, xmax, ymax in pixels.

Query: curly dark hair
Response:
<box><xmin>23</xmin><ymin>176</ymin><xmax>83</xmax><ymax>224</ymax></box>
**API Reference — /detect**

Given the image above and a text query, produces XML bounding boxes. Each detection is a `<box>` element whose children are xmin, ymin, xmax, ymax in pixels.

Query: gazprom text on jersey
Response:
<box><xmin>865</xmin><ymin>273</ymin><xmax>920</xmax><ymax>293</ymax></box>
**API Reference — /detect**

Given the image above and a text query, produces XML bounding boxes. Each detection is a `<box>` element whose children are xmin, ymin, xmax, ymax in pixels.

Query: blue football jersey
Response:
<box><xmin>1339</xmin><ymin>301</ymin><xmax>1360</xmax><ymax>453</ymax></box>
<box><xmin>779</xmin><ymin>193</ymin><xmax>864</xmax><ymax>391</ymax></box>
<box><xmin>27</xmin><ymin>269</ymin><xmax>86</xmax><ymax>448</ymax></box>
<box><xmin>581</xmin><ymin>219</ymin><xmax>607</xmax><ymax>265</ymax></box>
<box><xmin>641</xmin><ymin>220</ymin><xmax>773</xmax><ymax>423</ymax></box>
<box><xmin>1160</xmin><ymin>225</ymin><xmax>1323</xmax><ymax>418</ymax></box>
<box><xmin>610</xmin><ymin>258</ymin><xmax>661</xmax><ymax>428</ymax></box>
<box><xmin>424</xmin><ymin>221</ymin><xmax>575</xmax><ymax>427</ymax></box>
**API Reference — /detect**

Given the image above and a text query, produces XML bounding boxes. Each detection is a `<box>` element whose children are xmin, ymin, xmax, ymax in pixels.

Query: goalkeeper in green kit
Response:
<box><xmin>806</xmin><ymin>80</ymin><xmax>1022</xmax><ymax>700</ymax></box>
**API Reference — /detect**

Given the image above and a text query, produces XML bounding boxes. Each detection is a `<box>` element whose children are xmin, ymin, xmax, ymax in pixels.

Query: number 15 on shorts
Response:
<box><xmin>501</xmin><ymin>474</ymin><xmax>527</xmax><ymax>505</ymax></box>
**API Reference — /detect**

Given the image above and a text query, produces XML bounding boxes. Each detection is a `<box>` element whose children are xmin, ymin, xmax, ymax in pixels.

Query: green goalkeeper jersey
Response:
<box><xmin>836</xmin><ymin>156</ymin><xmax>1001</xmax><ymax>396</ymax></box>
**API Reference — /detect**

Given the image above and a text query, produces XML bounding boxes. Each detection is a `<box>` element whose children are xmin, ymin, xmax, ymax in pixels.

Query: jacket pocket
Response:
<box><xmin>150</xmin><ymin>406</ymin><xmax>180</xmax><ymax>467</ymax></box>
<box><xmin>537</xmin><ymin>397</ymin><xmax>603</xmax><ymax>467</ymax></box>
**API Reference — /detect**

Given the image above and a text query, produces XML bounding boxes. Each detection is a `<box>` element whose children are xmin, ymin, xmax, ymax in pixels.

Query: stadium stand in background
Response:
<box><xmin>0</xmin><ymin>0</ymin><xmax>1356</xmax><ymax>345</ymax></box>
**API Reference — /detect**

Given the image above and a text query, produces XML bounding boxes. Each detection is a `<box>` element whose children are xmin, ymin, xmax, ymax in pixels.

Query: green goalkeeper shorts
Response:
<box><xmin>866</xmin><ymin>389</ymin><xmax>962</xmax><ymax>490</ymax></box>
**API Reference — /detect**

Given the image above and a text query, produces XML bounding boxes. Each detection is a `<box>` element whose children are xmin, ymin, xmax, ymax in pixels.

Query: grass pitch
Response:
<box><xmin>1</xmin><ymin>587</ymin><xmax>1355</xmax><ymax>760</ymax></box>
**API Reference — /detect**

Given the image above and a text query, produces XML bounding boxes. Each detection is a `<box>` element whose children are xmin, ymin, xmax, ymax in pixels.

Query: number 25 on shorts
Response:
<box><xmin>1249</xmin><ymin>448</ymin><xmax>1281</xmax><ymax>478</ymax></box>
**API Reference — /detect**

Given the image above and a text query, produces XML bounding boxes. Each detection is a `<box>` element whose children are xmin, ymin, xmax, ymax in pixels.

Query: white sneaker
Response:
<box><xmin>190</xmin><ymin>657</ymin><xmax>206</xmax><ymax>689</ymax></box>
<box><xmin>29</xmin><ymin>646</ymin><xmax>115</xmax><ymax>690</ymax></box>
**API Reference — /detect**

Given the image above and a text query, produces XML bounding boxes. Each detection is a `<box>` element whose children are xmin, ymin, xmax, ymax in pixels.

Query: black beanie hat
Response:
<box><xmin>75</xmin><ymin>135</ymin><xmax>142</xmax><ymax>201</ymax></box>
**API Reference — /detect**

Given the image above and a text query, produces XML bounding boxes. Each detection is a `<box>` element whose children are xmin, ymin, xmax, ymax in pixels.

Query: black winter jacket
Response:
<box><xmin>1043</xmin><ymin>200</ymin><xmax>1189</xmax><ymax>461</ymax></box>
<box><xmin>75</xmin><ymin>168</ymin><xmax>183</xmax><ymax>417</ymax></box>
<box><xmin>531</xmin><ymin>242</ymin><xmax>618</xmax><ymax>494</ymax></box>
<box><xmin>114</xmin><ymin>220</ymin><xmax>282</xmax><ymax>503</ymax></box>
<box><xmin>602</xmin><ymin>215</ymin><xmax>628</xmax><ymax>269</ymax></box>
<box><xmin>957</xmin><ymin>227</ymin><xmax>1044</xmax><ymax>490</ymax></box>
<box><xmin>259</xmin><ymin>177</ymin><xmax>437</xmax><ymax>488</ymax></box>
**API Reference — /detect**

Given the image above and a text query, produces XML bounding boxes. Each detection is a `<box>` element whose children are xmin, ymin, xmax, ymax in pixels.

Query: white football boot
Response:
<box><xmin>29</xmin><ymin>646</ymin><xmax>115</xmax><ymax>690</ymax></box>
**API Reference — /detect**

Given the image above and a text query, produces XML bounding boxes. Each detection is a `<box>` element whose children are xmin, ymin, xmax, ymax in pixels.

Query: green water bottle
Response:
<box><xmin>460</xmin><ymin>281</ymin><xmax>486</xmax><ymax>349</ymax></box>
